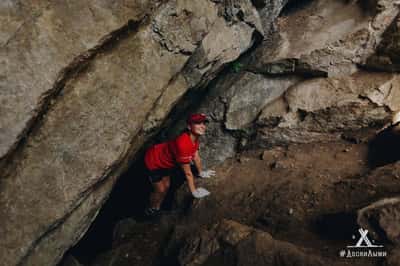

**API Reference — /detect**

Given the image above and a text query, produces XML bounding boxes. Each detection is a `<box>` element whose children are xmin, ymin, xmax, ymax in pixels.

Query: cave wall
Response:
<box><xmin>1</xmin><ymin>0</ymin><xmax>400</xmax><ymax>265</ymax></box>
<box><xmin>0</xmin><ymin>1</ymin><xmax>263</xmax><ymax>265</ymax></box>
<box><xmin>172</xmin><ymin>0</ymin><xmax>400</xmax><ymax>167</ymax></box>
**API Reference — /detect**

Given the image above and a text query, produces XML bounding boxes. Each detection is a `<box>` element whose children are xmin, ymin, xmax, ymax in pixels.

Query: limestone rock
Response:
<box><xmin>166</xmin><ymin>71</ymin><xmax>300</xmax><ymax>167</ymax></box>
<box><xmin>247</xmin><ymin>0</ymin><xmax>400</xmax><ymax>77</ymax></box>
<box><xmin>366</xmin><ymin>15</ymin><xmax>400</xmax><ymax>71</ymax></box>
<box><xmin>255</xmin><ymin>72</ymin><xmax>400</xmax><ymax>146</ymax></box>
<box><xmin>175</xmin><ymin>0</ymin><xmax>400</xmax><ymax>167</ymax></box>
<box><xmin>178</xmin><ymin>219</ymin><xmax>336</xmax><ymax>266</ymax></box>
<box><xmin>254</xmin><ymin>0</ymin><xmax>288</xmax><ymax>34</ymax></box>
<box><xmin>223</xmin><ymin>72</ymin><xmax>300</xmax><ymax>130</ymax></box>
<box><xmin>0</xmin><ymin>1</ymin><xmax>263</xmax><ymax>265</ymax></box>
<box><xmin>0</xmin><ymin>0</ymin><xmax>159</xmax><ymax>162</ymax></box>
<box><xmin>358</xmin><ymin>197</ymin><xmax>400</xmax><ymax>245</ymax></box>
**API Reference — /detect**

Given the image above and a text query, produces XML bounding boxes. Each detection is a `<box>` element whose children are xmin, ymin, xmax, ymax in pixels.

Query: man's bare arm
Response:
<box><xmin>180</xmin><ymin>163</ymin><xmax>196</xmax><ymax>193</ymax></box>
<box><xmin>193</xmin><ymin>150</ymin><xmax>202</xmax><ymax>174</ymax></box>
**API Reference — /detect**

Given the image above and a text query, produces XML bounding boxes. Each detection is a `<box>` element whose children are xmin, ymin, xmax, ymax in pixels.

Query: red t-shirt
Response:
<box><xmin>144</xmin><ymin>132</ymin><xmax>200</xmax><ymax>170</ymax></box>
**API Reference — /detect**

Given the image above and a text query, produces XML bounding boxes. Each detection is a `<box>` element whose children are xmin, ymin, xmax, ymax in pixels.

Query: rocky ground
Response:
<box><xmin>63</xmin><ymin>127</ymin><xmax>400</xmax><ymax>266</ymax></box>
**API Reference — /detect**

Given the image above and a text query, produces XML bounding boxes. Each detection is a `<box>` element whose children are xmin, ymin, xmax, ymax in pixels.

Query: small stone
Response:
<box><xmin>238</xmin><ymin>156</ymin><xmax>250</xmax><ymax>163</ymax></box>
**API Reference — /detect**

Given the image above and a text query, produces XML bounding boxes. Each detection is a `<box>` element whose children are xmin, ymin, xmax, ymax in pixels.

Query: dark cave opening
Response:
<box><xmin>63</xmin><ymin>12</ymin><xmax>266</xmax><ymax>265</ymax></box>
<box><xmin>367</xmin><ymin>124</ymin><xmax>400</xmax><ymax>168</ymax></box>
<box><xmin>67</xmin><ymin>153</ymin><xmax>190</xmax><ymax>264</ymax></box>
<box><xmin>313</xmin><ymin>211</ymin><xmax>359</xmax><ymax>242</ymax></box>
<box><xmin>63</xmin><ymin>81</ymin><xmax>218</xmax><ymax>265</ymax></box>
<box><xmin>63</xmin><ymin>64</ymin><xmax>227</xmax><ymax>264</ymax></box>
<box><xmin>67</xmin><ymin>156</ymin><xmax>151</xmax><ymax>264</ymax></box>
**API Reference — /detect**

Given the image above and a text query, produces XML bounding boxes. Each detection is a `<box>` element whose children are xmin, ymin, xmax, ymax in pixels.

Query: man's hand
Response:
<box><xmin>198</xmin><ymin>169</ymin><xmax>216</xmax><ymax>178</ymax></box>
<box><xmin>192</xmin><ymin>187</ymin><xmax>210</xmax><ymax>198</ymax></box>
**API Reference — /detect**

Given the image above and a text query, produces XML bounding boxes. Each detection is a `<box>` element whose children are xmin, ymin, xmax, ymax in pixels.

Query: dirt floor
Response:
<box><xmin>71</xmin><ymin>129</ymin><xmax>400</xmax><ymax>266</ymax></box>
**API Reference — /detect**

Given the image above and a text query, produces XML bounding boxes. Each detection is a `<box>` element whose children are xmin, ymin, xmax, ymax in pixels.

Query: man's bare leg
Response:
<box><xmin>149</xmin><ymin>176</ymin><xmax>170</xmax><ymax>209</ymax></box>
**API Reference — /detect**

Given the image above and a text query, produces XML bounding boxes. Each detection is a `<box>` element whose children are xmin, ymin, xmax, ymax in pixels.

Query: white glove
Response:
<box><xmin>192</xmin><ymin>187</ymin><xmax>210</xmax><ymax>198</ymax></box>
<box><xmin>198</xmin><ymin>169</ymin><xmax>216</xmax><ymax>178</ymax></box>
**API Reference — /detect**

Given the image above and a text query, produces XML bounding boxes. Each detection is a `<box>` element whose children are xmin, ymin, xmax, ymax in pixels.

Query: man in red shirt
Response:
<box><xmin>144</xmin><ymin>113</ymin><xmax>216</xmax><ymax>217</ymax></box>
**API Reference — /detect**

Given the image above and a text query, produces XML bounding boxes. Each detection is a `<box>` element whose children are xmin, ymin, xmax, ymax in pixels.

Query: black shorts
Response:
<box><xmin>146</xmin><ymin>163</ymin><xmax>198</xmax><ymax>183</ymax></box>
<box><xmin>146</xmin><ymin>167</ymin><xmax>179</xmax><ymax>183</ymax></box>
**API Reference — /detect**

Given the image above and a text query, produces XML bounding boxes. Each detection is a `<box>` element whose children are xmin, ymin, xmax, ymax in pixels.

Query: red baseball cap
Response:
<box><xmin>187</xmin><ymin>113</ymin><xmax>209</xmax><ymax>124</ymax></box>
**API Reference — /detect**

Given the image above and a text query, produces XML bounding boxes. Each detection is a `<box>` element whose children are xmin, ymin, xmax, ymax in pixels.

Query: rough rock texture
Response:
<box><xmin>89</xmin><ymin>217</ymin><xmax>177</xmax><ymax>266</ymax></box>
<box><xmin>0</xmin><ymin>1</ymin><xmax>263</xmax><ymax>265</ymax></box>
<box><xmin>173</xmin><ymin>0</ymin><xmax>400</xmax><ymax>166</ymax></box>
<box><xmin>248</xmin><ymin>0</ymin><xmax>400</xmax><ymax>77</ymax></box>
<box><xmin>222</xmin><ymin>72</ymin><xmax>300</xmax><ymax>130</ymax></box>
<box><xmin>366</xmin><ymin>14</ymin><xmax>400</xmax><ymax>72</ymax></box>
<box><xmin>358</xmin><ymin>197</ymin><xmax>400</xmax><ymax>245</ymax></box>
<box><xmin>178</xmin><ymin>219</ymin><xmax>337</xmax><ymax>266</ymax></box>
<box><xmin>252</xmin><ymin>0</ymin><xmax>288</xmax><ymax>35</ymax></box>
<box><xmin>3</xmin><ymin>0</ymin><xmax>400</xmax><ymax>265</ymax></box>
<box><xmin>186</xmin><ymin>72</ymin><xmax>300</xmax><ymax>166</ymax></box>
<box><xmin>255</xmin><ymin>72</ymin><xmax>400</xmax><ymax>146</ymax></box>
<box><xmin>0</xmin><ymin>0</ymin><xmax>160</xmax><ymax>163</ymax></box>
<box><xmin>387</xmin><ymin>248</ymin><xmax>400</xmax><ymax>266</ymax></box>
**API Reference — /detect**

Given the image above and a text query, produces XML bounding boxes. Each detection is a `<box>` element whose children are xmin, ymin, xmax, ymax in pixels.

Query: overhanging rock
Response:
<box><xmin>0</xmin><ymin>1</ymin><xmax>263</xmax><ymax>265</ymax></box>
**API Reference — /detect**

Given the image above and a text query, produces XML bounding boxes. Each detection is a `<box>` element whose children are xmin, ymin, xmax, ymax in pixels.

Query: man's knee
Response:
<box><xmin>154</xmin><ymin>181</ymin><xmax>170</xmax><ymax>194</ymax></box>
<box><xmin>162</xmin><ymin>177</ymin><xmax>171</xmax><ymax>192</ymax></box>
<box><xmin>159</xmin><ymin>184</ymin><xmax>170</xmax><ymax>194</ymax></box>
<box><xmin>153</xmin><ymin>182</ymin><xmax>165</xmax><ymax>194</ymax></box>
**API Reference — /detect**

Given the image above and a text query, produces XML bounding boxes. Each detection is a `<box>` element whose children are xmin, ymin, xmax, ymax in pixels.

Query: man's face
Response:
<box><xmin>188</xmin><ymin>121</ymin><xmax>207</xmax><ymax>136</ymax></box>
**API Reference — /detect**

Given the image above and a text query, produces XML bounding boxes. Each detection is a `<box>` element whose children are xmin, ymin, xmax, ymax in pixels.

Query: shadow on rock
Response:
<box><xmin>313</xmin><ymin>211</ymin><xmax>358</xmax><ymax>241</ymax></box>
<box><xmin>368</xmin><ymin>125</ymin><xmax>400</xmax><ymax>168</ymax></box>
<box><xmin>69</xmin><ymin>156</ymin><xmax>188</xmax><ymax>264</ymax></box>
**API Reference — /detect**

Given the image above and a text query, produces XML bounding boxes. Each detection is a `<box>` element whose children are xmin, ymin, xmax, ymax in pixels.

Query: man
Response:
<box><xmin>144</xmin><ymin>113</ymin><xmax>216</xmax><ymax>217</ymax></box>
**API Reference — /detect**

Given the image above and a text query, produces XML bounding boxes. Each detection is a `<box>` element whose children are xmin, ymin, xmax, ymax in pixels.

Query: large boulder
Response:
<box><xmin>0</xmin><ymin>0</ymin><xmax>159</xmax><ymax>164</ymax></box>
<box><xmin>173</xmin><ymin>0</ymin><xmax>400</xmax><ymax>165</ymax></box>
<box><xmin>0</xmin><ymin>1</ymin><xmax>263</xmax><ymax>265</ymax></box>
<box><xmin>89</xmin><ymin>217</ymin><xmax>177</xmax><ymax>266</ymax></box>
<box><xmin>255</xmin><ymin>72</ymin><xmax>400</xmax><ymax>146</ymax></box>
<box><xmin>178</xmin><ymin>219</ymin><xmax>339</xmax><ymax>266</ymax></box>
<box><xmin>247</xmin><ymin>0</ymin><xmax>400</xmax><ymax>77</ymax></box>
<box><xmin>358</xmin><ymin>197</ymin><xmax>400</xmax><ymax>245</ymax></box>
